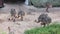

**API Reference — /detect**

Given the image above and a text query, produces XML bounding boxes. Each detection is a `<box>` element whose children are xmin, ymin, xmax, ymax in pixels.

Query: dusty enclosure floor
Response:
<box><xmin>0</xmin><ymin>3</ymin><xmax>60</xmax><ymax>34</ymax></box>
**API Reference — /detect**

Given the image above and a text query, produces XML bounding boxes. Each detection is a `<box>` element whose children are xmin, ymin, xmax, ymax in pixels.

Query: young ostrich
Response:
<box><xmin>8</xmin><ymin>8</ymin><xmax>16</xmax><ymax>22</ymax></box>
<box><xmin>8</xmin><ymin>27</ymin><xmax>14</xmax><ymax>34</ymax></box>
<box><xmin>18</xmin><ymin>10</ymin><xmax>25</xmax><ymax>21</ymax></box>
<box><xmin>45</xmin><ymin>2</ymin><xmax>52</xmax><ymax>13</ymax></box>
<box><xmin>37</xmin><ymin>13</ymin><xmax>52</xmax><ymax>27</ymax></box>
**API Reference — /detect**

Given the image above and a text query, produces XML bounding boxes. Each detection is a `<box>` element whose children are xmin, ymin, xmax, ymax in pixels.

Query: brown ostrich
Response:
<box><xmin>36</xmin><ymin>13</ymin><xmax>52</xmax><ymax>27</ymax></box>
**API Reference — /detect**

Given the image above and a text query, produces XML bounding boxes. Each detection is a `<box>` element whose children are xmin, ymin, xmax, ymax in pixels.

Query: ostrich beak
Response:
<box><xmin>37</xmin><ymin>21</ymin><xmax>40</xmax><ymax>23</ymax></box>
<box><xmin>34</xmin><ymin>20</ymin><xmax>40</xmax><ymax>23</ymax></box>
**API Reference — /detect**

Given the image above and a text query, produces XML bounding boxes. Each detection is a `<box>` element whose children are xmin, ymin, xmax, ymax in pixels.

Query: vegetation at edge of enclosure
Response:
<box><xmin>24</xmin><ymin>22</ymin><xmax>60</xmax><ymax>34</ymax></box>
<box><xmin>31</xmin><ymin>0</ymin><xmax>60</xmax><ymax>8</ymax></box>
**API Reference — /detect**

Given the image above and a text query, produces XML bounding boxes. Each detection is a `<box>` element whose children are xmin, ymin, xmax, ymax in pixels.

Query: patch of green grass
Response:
<box><xmin>1</xmin><ymin>31</ymin><xmax>7</xmax><ymax>34</ymax></box>
<box><xmin>0</xmin><ymin>29</ymin><xmax>7</xmax><ymax>34</ymax></box>
<box><xmin>24</xmin><ymin>23</ymin><xmax>60</xmax><ymax>34</ymax></box>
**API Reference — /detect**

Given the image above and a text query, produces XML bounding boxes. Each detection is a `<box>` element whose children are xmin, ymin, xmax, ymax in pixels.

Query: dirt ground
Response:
<box><xmin>0</xmin><ymin>3</ymin><xmax>60</xmax><ymax>34</ymax></box>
